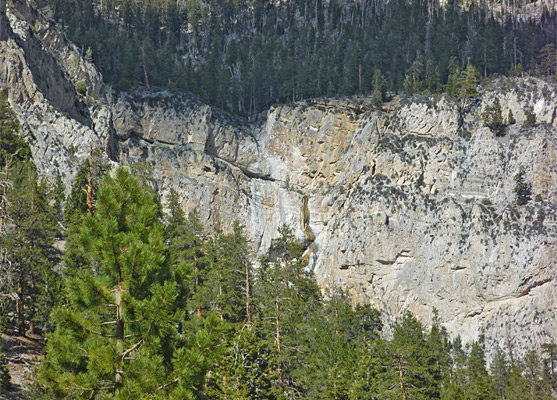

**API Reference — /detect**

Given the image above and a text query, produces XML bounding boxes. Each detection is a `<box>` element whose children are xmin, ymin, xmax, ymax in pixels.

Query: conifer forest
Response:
<box><xmin>0</xmin><ymin>0</ymin><xmax>556</xmax><ymax>398</ymax></box>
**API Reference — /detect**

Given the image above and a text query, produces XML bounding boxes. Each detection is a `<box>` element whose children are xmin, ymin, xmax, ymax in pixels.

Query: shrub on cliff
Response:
<box><xmin>514</xmin><ymin>167</ymin><xmax>531</xmax><ymax>205</ymax></box>
<box><xmin>482</xmin><ymin>97</ymin><xmax>506</xmax><ymax>136</ymax></box>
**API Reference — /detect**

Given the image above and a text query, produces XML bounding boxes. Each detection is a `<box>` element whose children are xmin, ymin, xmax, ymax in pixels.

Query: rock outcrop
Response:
<box><xmin>1</xmin><ymin>0</ymin><xmax>556</xmax><ymax>358</ymax></box>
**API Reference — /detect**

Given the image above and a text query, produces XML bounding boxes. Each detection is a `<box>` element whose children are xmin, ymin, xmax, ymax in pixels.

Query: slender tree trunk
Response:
<box><xmin>142</xmin><ymin>45</ymin><xmax>151</xmax><ymax>90</ymax></box>
<box><xmin>335</xmin><ymin>308</ymin><xmax>339</xmax><ymax>335</ymax></box>
<box><xmin>398</xmin><ymin>356</ymin><xmax>407</xmax><ymax>400</ymax></box>
<box><xmin>28</xmin><ymin>280</ymin><xmax>35</xmax><ymax>335</ymax></box>
<box><xmin>245</xmin><ymin>260</ymin><xmax>252</xmax><ymax>328</ymax></box>
<box><xmin>87</xmin><ymin>152</ymin><xmax>93</xmax><ymax>216</ymax></box>
<box><xmin>115</xmin><ymin>284</ymin><xmax>124</xmax><ymax>386</ymax></box>
<box><xmin>219</xmin><ymin>273</ymin><xmax>223</xmax><ymax>321</ymax></box>
<box><xmin>275</xmin><ymin>291</ymin><xmax>283</xmax><ymax>385</ymax></box>
<box><xmin>0</xmin><ymin>159</ymin><xmax>9</xmax><ymax>234</ymax></box>
<box><xmin>0</xmin><ymin>152</ymin><xmax>18</xmax><ymax>234</ymax></box>
<box><xmin>195</xmin><ymin>253</ymin><xmax>202</xmax><ymax>318</ymax></box>
<box><xmin>17</xmin><ymin>260</ymin><xmax>24</xmax><ymax>336</ymax></box>
<box><xmin>359</xmin><ymin>64</ymin><xmax>362</xmax><ymax>93</ymax></box>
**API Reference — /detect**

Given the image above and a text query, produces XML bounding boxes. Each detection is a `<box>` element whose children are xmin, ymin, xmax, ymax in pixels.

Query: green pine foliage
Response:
<box><xmin>62</xmin><ymin>154</ymin><xmax>110</xmax><ymax>278</ymax></box>
<box><xmin>514</xmin><ymin>167</ymin><xmax>531</xmax><ymax>206</ymax></box>
<box><xmin>371</xmin><ymin>68</ymin><xmax>387</xmax><ymax>107</ymax></box>
<box><xmin>33</xmin><ymin>0</ymin><xmax>556</xmax><ymax>115</ymax></box>
<box><xmin>0</xmin><ymin>343</ymin><xmax>10</xmax><ymax>392</ymax></box>
<box><xmin>0</xmin><ymin>91</ymin><xmax>30</xmax><ymax>166</ymax></box>
<box><xmin>14</xmin><ymin>189</ymin><xmax>557</xmax><ymax>400</ymax></box>
<box><xmin>454</xmin><ymin>64</ymin><xmax>480</xmax><ymax>107</ymax></box>
<box><xmin>508</xmin><ymin>109</ymin><xmax>516</xmax><ymax>125</ymax></box>
<box><xmin>524</xmin><ymin>107</ymin><xmax>537</xmax><ymax>128</ymax></box>
<box><xmin>482</xmin><ymin>97</ymin><xmax>506</xmax><ymax>136</ymax></box>
<box><xmin>35</xmin><ymin>167</ymin><xmax>218</xmax><ymax>399</ymax></box>
<box><xmin>0</xmin><ymin>161</ymin><xmax>61</xmax><ymax>335</ymax></box>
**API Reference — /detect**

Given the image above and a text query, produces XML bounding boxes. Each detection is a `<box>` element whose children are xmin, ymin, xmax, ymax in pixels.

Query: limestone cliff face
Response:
<box><xmin>1</xmin><ymin>0</ymin><xmax>556</xmax><ymax>357</ymax></box>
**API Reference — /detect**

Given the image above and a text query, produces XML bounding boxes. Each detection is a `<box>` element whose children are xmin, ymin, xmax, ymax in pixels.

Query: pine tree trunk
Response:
<box><xmin>195</xmin><ymin>254</ymin><xmax>201</xmax><ymax>318</ymax></box>
<box><xmin>398</xmin><ymin>356</ymin><xmax>407</xmax><ymax>400</ymax></box>
<box><xmin>359</xmin><ymin>64</ymin><xmax>362</xmax><ymax>93</ymax></box>
<box><xmin>275</xmin><ymin>291</ymin><xmax>282</xmax><ymax>385</ymax></box>
<box><xmin>115</xmin><ymin>284</ymin><xmax>124</xmax><ymax>386</ymax></box>
<box><xmin>28</xmin><ymin>280</ymin><xmax>35</xmax><ymax>335</ymax></box>
<box><xmin>87</xmin><ymin>154</ymin><xmax>93</xmax><ymax>216</ymax></box>
<box><xmin>17</xmin><ymin>261</ymin><xmax>24</xmax><ymax>336</ymax></box>
<box><xmin>0</xmin><ymin>155</ymin><xmax>14</xmax><ymax>234</ymax></box>
<box><xmin>245</xmin><ymin>261</ymin><xmax>252</xmax><ymax>328</ymax></box>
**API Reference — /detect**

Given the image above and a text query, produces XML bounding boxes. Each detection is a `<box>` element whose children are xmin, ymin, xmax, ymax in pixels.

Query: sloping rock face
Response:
<box><xmin>1</xmin><ymin>0</ymin><xmax>556</xmax><ymax>357</ymax></box>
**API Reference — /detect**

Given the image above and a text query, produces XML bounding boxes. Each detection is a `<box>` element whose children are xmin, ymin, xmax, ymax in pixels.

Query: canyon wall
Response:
<box><xmin>1</xmin><ymin>0</ymin><xmax>555</xmax><ymax>356</ymax></box>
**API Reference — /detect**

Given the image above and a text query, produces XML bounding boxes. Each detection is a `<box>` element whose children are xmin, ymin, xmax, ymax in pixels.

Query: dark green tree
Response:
<box><xmin>524</xmin><ymin>107</ymin><xmax>536</xmax><ymax>128</ymax></box>
<box><xmin>490</xmin><ymin>346</ymin><xmax>510</xmax><ymax>398</ymax></box>
<box><xmin>522</xmin><ymin>350</ymin><xmax>553</xmax><ymax>400</ymax></box>
<box><xmin>0</xmin><ymin>342</ymin><xmax>10</xmax><ymax>392</ymax></box>
<box><xmin>455</xmin><ymin>64</ymin><xmax>479</xmax><ymax>107</ymax></box>
<box><xmin>482</xmin><ymin>97</ymin><xmax>505</xmax><ymax>136</ymax></box>
<box><xmin>371</xmin><ymin>68</ymin><xmax>387</xmax><ymax>107</ymax></box>
<box><xmin>508</xmin><ymin>109</ymin><xmax>516</xmax><ymax>125</ymax></box>
<box><xmin>379</xmin><ymin>312</ymin><xmax>439</xmax><ymax>400</ymax></box>
<box><xmin>465</xmin><ymin>339</ymin><xmax>495</xmax><ymax>400</ymax></box>
<box><xmin>541</xmin><ymin>343</ymin><xmax>557</xmax><ymax>390</ymax></box>
<box><xmin>0</xmin><ymin>91</ymin><xmax>30</xmax><ymax>167</ymax></box>
<box><xmin>514</xmin><ymin>167</ymin><xmax>531</xmax><ymax>206</ymax></box>
<box><xmin>537</xmin><ymin>43</ymin><xmax>556</xmax><ymax>79</ymax></box>
<box><xmin>0</xmin><ymin>162</ymin><xmax>60</xmax><ymax>336</ymax></box>
<box><xmin>36</xmin><ymin>167</ymin><xmax>217</xmax><ymax>399</ymax></box>
<box><xmin>63</xmin><ymin>154</ymin><xmax>109</xmax><ymax>276</ymax></box>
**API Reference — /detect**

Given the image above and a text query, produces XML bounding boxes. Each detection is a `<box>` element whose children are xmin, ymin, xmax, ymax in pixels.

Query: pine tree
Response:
<box><xmin>455</xmin><ymin>64</ymin><xmax>479</xmax><ymax>107</ymax></box>
<box><xmin>522</xmin><ymin>350</ymin><xmax>553</xmax><ymax>399</ymax></box>
<box><xmin>52</xmin><ymin>172</ymin><xmax>66</xmax><ymax>225</ymax></box>
<box><xmin>490</xmin><ymin>346</ymin><xmax>510</xmax><ymax>398</ymax></box>
<box><xmin>523</xmin><ymin>107</ymin><xmax>536</xmax><ymax>128</ymax></box>
<box><xmin>371</xmin><ymin>68</ymin><xmax>387</xmax><ymax>107</ymax></box>
<box><xmin>514</xmin><ymin>167</ymin><xmax>531</xmax><ymax>206</ymax></box>
<box><xmin>482</xmin><ymin>97</ymin><xmax>505</xmax><ymax>136</ymax></box>
<box><xmin>36</xmin><ymin>167</ymin><xmax>216</xmax><ymax>399</ymax></box>
<box><xmin>537</xmin><ymin>43</ymin><xmax>556</xmax><ymax>79</ymax></box>
<box><xmin>508</xmin><ymin>109</ymin><xmax>516</xmax><ymax>125</ymax></box>
<box><xmin>63</xmin><ymin>155</ymin><xmax>109</xmax><ymax>277</ymax></box>
<box><xmin>0</xmin><ymin>162</ymin><xmax>60</xmax><ymax>336</ymax></box>
<box><xmin>541</xmin><ymin>343</ymin><xmax>557</xmax><ymax>391</ymax></box>
<box><xmin>165</xmin><ymin>199</ymin><xmax>205</xmax><ymax>318</ymax></box>
<box><xmin>465</xmin><ymin>339</ymin><xmax>495</xmax><ymax>400</ymax></box>
<box><xmin>380</xmin><ymin>312</ymin><xmax>439</xmax><ymax>400</ymax></box>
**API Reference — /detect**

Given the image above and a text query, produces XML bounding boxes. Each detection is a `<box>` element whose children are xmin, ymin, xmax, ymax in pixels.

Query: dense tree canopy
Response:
<box><xmin>35</xmin><ymin>0</ymin><xmax>557</xmax><ymax>115</ymax></box>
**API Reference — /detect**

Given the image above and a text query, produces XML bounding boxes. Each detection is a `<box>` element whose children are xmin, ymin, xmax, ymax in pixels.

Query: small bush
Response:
<box><xmin>507</xmin><ymin>109</ymin><xmax>516</xmax><ymax>124</ymax></box>
<box><xmin>74</xmin><ymin>80</ymin><xmax>87</xmax><ymax>96</ymax></box>
<box><xmin>523</xmin><ymin>107</ymin><xmax>536</xmax><ymax>128</ymax></box>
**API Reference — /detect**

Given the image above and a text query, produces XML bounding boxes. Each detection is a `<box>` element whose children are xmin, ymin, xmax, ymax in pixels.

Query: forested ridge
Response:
<box><xmin>34</xmin><ymin>0</ymin><xmax>557</xmax><ymax>115</ymax></box>
<box><xmin>0</xmin><ymin>91</ymin><xmax>556</xmax><ymax>399</ymax></box>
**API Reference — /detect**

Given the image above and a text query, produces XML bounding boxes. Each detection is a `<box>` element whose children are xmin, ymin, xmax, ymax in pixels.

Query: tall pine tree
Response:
<box><xmin>36</xmin><ymin>167</ymin><xmax>217</xmax><ymax>399</ymax></box>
